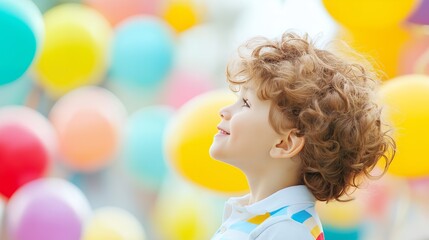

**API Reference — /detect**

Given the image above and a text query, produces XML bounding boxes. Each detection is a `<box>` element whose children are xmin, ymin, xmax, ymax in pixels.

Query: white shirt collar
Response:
<box><xmin>226</xmin><ymin>185</ymin><xmax>315</xmax><ymax>215</ymax></box>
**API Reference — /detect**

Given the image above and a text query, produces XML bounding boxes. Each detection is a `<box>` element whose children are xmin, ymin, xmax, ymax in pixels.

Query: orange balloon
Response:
<box><xmin>163</xmin><ymin>0</ymin><xmax>201</xmax><ymax>32</ymax></box>
<box><xmin>50</xmin><ymin>86</ymin><xmax>126</xmax><ymax>171</ymax></box>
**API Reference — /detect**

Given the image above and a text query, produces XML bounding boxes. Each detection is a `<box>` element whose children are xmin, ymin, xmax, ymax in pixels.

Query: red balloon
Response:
<box><xmin>0</xmin><ymin>124</ymin><xmax>48</xmax><ymax>199</ymax></box>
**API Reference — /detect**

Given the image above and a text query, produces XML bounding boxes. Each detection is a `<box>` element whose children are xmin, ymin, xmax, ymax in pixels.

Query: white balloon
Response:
<box><xmin>175</xmin><ymin>24</ymin><xmax>224</xmax><ymax>79</ymax></box>
<box><xmin>231</xmin><ymin>0</ymin><xmax>338</xmax><ymax>50</ymax></box>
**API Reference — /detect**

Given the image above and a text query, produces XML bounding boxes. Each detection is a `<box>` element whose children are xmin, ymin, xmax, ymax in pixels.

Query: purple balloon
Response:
<box><xmin>6</xmin><ymin>178</ymin><xmax>91</xmax><ymax>240</ymax></box>
<box><xmin>408</xmin><ymin>0</ymin><xmax>429</xmax><ymax>25</ymax></box>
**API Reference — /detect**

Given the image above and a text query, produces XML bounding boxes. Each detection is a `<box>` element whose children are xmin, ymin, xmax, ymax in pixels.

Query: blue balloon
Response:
<box><xmin>323</xmin><ymin>224</ymin><xmax>361</xmax><ymax>240</ymax></box>
<box><xmin>122</xmin><ymin>106</ymin><xmax>175</xmax><ymax>189</ymax></box>
<box><xmin>0</xmin><ymin>0</ymin><xmax>44</xmax><ymax>85</ymax></box>
<box><xmin>0</xmin><ymin>75</ymin><xmax>32</xmax><ymax>107</ymax></box>
<box><xmin>110</xmin><ymin>17</ymin><xmax>175</xmax><ymax>88</ymax></box>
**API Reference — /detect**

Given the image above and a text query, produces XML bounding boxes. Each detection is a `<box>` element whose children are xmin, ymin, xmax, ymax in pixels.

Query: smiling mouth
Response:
<box><xmin>217</xmin><ymin>127</ymin><xmax>230</xmax><ymax>135</ymax></box>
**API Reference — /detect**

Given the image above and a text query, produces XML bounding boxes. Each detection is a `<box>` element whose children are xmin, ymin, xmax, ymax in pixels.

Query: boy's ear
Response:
<box><xmin>269</xmin><ymin>129</ymin><xmax>305</xmax><ymax>159</ymax></box>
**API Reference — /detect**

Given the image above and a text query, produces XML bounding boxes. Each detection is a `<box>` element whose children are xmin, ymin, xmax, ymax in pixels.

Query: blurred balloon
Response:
<box><xmin>83</xmin><ymin>207</ymin><xmax>146</xmax><ymax>240</ymax></box>
<box><xmin>0</xmin><ymin>75</ymin><xmax>32</xmax><ymax>107</ymax></box>
<box><xmin>123</xmin><ymin>106</ymin><xmax>175</xmax><ymax>190</ymax></box>
<box><xmin>6</xmin><ymin>178</ymin><xmax>91</xmax><ymax>240</ymax></box>
<box><xmin>337</xmin><ymin>27</ymin><xmax>410</xmax><ymax>79</ymax></box>
<box><xmin>84</xmin><ymin>0</ymin><xmax>159</xmax><ymax>25</ymax></box>
<box><xmin>165</xmin><ymin>90</ymin><xmax>248</xmax><ymax>194</ymax></box>
<box><xmin>162</xmin><ymin>0</ymin><xmax>201</xmax><ymax>33</ymax></box>
<box><xmin>407</xmin><ymin>0</ymin><xmax>429</xmax><ymax>25</ymax></box>
<box><xmin>399</xmin><ymin>33</ymin><xmax>429</xmax><ymax>75</ymax></box>
<box><xmin>316</xmin><ymin>199</ymin><xmax>363</xmax><ymax>240</ymax></box>
<box><xmin>32</xmin><ymin>0</ymin><xmax>81</xmax><ymax>12</ymax></box>
<box><xmin>0</xmin><ymin>0</ymin><xmax>44</xmax><ymax>85</ymax></box>
<box><xmin>50</xmin><ymin>86</ymin><xmax>126</xmax><ymax>172</ymax></box>
<box><xmin>161</xmin><ymin>70</ymin><xmax>214</xmax><ymax>109</ymax></box>
<box><xmin>176</xmin><ymin>24</ymin><xmax>223</xmax><ymax>78</ymax></box>
<box><xmin>204</xmin><ymin>0</ymin><xmax>247</xmax><ymax>27</ymax></box>
<box><xmin>0</xmin><ymin>106</ymin><xmax>57</xmax><ymax>199</ymax></box>
<box><xmin>34</xmin><ymin>4</ymin><xmax>111</xmax><ymax>98</ymax></box>
<box><xmin>322</xmin><ymin>0</ymin><xmax>419</xmax><ymax>29</ymax></box>
<box><xmin>109</xmin><ymin>16</ymin><xmax>175</xmax><ymax>89</ymax></box>
<box><xmin>322</xmin><ymin>225</ymin><xmax>361</xmax><ymax>240</ymax></box>
<box><xmin>154</xmin><ymin>176</ymin><xmax>221</xmax><ymax>240</ymax></box>
<box><xmin>378</xmin><ymin>74</ymin><xmax>429</xmax><ymax>177</ymax></box>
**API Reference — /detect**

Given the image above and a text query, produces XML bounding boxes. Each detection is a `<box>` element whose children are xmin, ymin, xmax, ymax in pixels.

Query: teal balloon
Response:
<box><xmin>110</xmin><ymin>16</ymin><xmax>175</xmax><ymax>88</ymax></box>
<box><xmin>123</xmin><ymin>106</ymin><xmax>175</xmax><ymax>189</ymax></box>
<box><xmin>323</xmin><ymin>224</ymin><xmax>361</xmax><ymax>240</ymax></box>
<box><xmin>0</xmin><ymin>75</ymin><xmax>32</xmax><ymax>107</ymax></box>
<box><xmin>31</xmin><ymin>0</ymin><xmax>81</xmax><ymax>13</ymax></box>
<box><xmin>0</xmin><ymin>0</ymin><xmax>44</xmax><ymax>85</ymax></box>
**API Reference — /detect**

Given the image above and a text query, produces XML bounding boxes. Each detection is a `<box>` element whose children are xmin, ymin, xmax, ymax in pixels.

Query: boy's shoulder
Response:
<box><xmin>249</xmin><ymin>204</ymin><xmax>324</xmax><ymax>240</ymax></box>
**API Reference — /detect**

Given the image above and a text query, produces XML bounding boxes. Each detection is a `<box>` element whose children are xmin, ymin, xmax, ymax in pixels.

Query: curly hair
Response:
<box><xmin>226</xmin><ymin>32</ymin><xmax>396</xmax><ymax>202</ymax></box>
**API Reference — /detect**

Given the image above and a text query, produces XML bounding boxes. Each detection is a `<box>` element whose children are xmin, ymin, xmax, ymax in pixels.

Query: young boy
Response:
<box><xmin>209</xmin><ymin>32</ymin><xmax>395</xmax><ymax>240</ymax></box>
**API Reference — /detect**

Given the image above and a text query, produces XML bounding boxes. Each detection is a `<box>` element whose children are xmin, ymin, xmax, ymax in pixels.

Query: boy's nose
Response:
<box><xmin>219</xmin><ymin>109</ymin><xmax>231</xmax><ymax>120</ymax></box>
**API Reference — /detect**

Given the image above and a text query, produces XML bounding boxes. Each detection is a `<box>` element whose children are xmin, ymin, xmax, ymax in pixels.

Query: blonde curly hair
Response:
<box><xmin>226</xmin><ymin>32</ymin><xmax>395</xmax><ymax>201</ymax></box>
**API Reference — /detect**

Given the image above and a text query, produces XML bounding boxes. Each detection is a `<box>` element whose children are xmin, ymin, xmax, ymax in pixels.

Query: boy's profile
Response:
<box><xmin>209</xmin><ymin>32</ymin><xmax>395</xmax><ymax>240</ymax></box>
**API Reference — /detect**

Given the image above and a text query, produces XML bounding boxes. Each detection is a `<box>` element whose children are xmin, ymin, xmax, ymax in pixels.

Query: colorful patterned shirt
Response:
<box><xmin>211</xmin><ymin>185</ymin><xmax>324</xmax><ymax>240</ymax></box>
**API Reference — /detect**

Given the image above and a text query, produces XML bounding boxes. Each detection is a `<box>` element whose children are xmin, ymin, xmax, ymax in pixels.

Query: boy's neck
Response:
<box><xmin>245</xmin><ymin>162</ymin><xmax>301</xmax><ymax>205</ymax></box>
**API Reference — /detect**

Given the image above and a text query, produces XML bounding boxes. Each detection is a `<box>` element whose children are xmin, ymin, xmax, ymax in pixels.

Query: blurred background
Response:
<box><xmin>0</xmin><ymin>0</ymin><xmax>429</xmax><ymax>239</ymax></box>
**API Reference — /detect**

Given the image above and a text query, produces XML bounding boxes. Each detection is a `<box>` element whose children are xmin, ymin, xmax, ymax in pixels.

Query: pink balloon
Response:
<box><xmin>161</xmin><ymin>70</ymin><xmax>215</xmax><ymax>109</ymax></box>
<box><xmin>6</xmin><ymin>178</ymin><xmax>91</xmax><ymax>240</ymax></box>
<box><xmin>84</xmin><ymin>0</ymin><xmax>160</xmax><ymax>25</ymax></box>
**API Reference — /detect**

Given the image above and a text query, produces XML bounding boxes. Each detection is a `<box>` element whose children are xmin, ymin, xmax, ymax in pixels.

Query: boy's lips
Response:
<box><xmin>217</xmin><ymin>126</ymin><xmax>230</xmax><ymax>135</ymax></box>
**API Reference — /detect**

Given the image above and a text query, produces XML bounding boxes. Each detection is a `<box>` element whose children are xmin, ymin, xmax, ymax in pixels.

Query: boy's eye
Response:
<box><xmin>242</xmin><ymin>98</ymin><xmax>250</xmax><ymax>108</ymax></box>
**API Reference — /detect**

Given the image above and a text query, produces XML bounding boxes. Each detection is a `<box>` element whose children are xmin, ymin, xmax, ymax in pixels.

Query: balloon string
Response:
<box><xmin>414</xmin><ymin>46</ymin><xmax>429</xmax><ymax>75</ymax></box>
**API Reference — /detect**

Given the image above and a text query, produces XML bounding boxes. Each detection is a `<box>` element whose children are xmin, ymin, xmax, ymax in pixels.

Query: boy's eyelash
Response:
<box><xmin>242</xmin><ymin>98</ymin><xmax>250</xmax><ymax>107</ymax></box>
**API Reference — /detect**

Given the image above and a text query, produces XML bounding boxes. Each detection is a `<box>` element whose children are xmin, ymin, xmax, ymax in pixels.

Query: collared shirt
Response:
<box><xmin>211</xmin><ymin>185</ymin><xmax>324</xmax><ymax>240</ymax></box>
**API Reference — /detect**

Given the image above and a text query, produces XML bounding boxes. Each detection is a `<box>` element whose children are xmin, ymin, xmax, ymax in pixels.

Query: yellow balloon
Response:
<box><xmin>337</xmin><ymin>27</ymin><xmax>410</xmax><ymax>79</ymax></box>
<box><xmin>322</xmin><ymin>0</ymin><xmax>419</xmax><ymax>29</ymax></box>
<box><xmin>165</xmin><ymin>89</ymin><xmax>249</xmax><ymax>194</ymax></box>
<box><xmin>83</xmin><ymin>207</ymin><xmax>146</xmax><ymax>240</ymax></box>
<box><xmin>154</xmin><ymin>176</ymin><xmax>221</xmax><ymax>240</ymax></box>
<box><xmin>163</xmin><ymin>0</ymin><xmax>200</xmax><ymax>33</ymax></box>
<box><xmin>378</xmin><ymin>74</ymin><xmax>429</xmax><ymax>177</ymax></box>
<box><xmin>35</xmin><ymin>4</ymin><xmax>111</xmax><ymax>98</ymax></box>
<box><xmin>316</xmin><ymin>199</ymin><xmax>363</xmax><ymax>228</ymax></box>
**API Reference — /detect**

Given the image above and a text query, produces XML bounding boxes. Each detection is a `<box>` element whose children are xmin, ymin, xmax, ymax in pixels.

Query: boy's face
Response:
<box><xmin>209</xmin><ymin>85</ymin><xmax>282</xmax><ymax>172</ymax></box>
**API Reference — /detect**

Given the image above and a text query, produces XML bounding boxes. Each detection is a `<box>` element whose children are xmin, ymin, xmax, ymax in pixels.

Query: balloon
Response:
<box><xmin>154</xmin><ymin>176</ymin><xmax>221</xmax><ymax>240</ymax></box>
<box><xmin>322</xmin><ymin>0</ymin><xmax>419</xmax><ymax>29</ymax></box>
<box><xmin>399</xmin><ymin>33</ymin><xmax>429</xmax><ymax>75</ymax></box>
<box><xmin>0</xmin><ymin>0</ymin><xmax>44</xmax><ymax>85</ymax></box>
<box><xmin>322</xmin><ymin>225</ymin><xmax>361</xmax><ymax>240</ymax></box>
<box><xmin>109</xmin><ymin>16</ymin><xmax>175</xmax><ymax>88</ymax></box>
<box><xmin>50</xmin><ymin>86</ymin><xmax>126</xmax><ymax>172</ymax></box>
<box><xmin>32</xmin><ymin>0</ymin><xmax>81</xmax><ymax>13</ymax></box>
<box><xmin>0</xmin><ymin>125</ymin><xmax>48</xmax><ymax>199</ymax></box>
<box><xmin>0</xmin><ymin>106</ymin><xmax>56</xmax><ymax>199</ymax></box>
<box><xmin>175</xmin><ymin>24</ymin><xmax>224</xmax><ymax>78</ymax></box>
<box><xmin>161</xmin><ymin>70</ymin><xmax>214</xmax><ymax>109</ymax></box>
<box><xmin>337</xmin><ymin>27</ymin><xmax>410</xmax><ymax>79</ymax></box>
<box><xmin>34</xmin><ymin>4</ymin><xmax>111</xmax><ymax>98</ymax></box>
<box><xmin>83</xmin><ymin>207</ymin><xmax>146</xmax><ymax>240</ymax></box>
<box><xmin>162</xmin><ymin>0</ymin><xmax>201</xmax><ymax>33</ymax></box>
<box><xmin>123</xmin><ymin>106</ymin><xmax>175</xmax><ymax>190</ymax></box>
<box><xmin>407</xmin><ymin>0</ymin><xmax>429</xmax><ymax>25</ymax></box>
<box><xmin>378</xmin><ymin>74</ymin><xmax>429</xmax><ymax>177</ymax></box>
<box><xmin>0</xmin><ymin>75</ymin><xmax>32</xmax><ymax>107</ymax></box>
<box><xmin>6</xmin><ymin>178</ymin><xmax>91</xmax><ymax>240</ymax></box>
<box><xmin>165</xmin><ymin>90</ymin><xmax>249</xmax><ymax>194</ymax></box>
<box><xmin>84</xmin><ymin>0</ymin><xmax>158</xmax><ymax>25</ymax></box>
